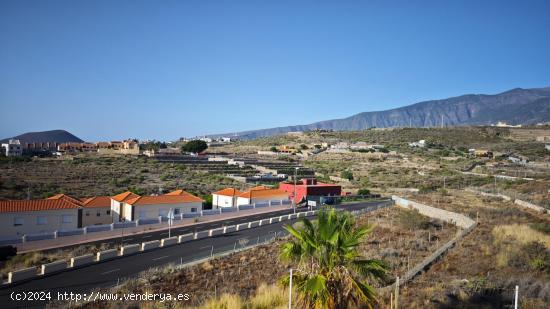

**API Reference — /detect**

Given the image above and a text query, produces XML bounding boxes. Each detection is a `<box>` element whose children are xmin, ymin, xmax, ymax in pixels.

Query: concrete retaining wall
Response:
<box><xmin>40</xmin><ymin>260</ymin><xmax>67</xmax><ymax>275</ymax></box>
<box><xmin>392</xmin><ymin>196</ymin><xmax>476</xmax><ymax>229</ymax></box>
<box><xmin>120</xmin><ymin>244</ymin><xmax>140</xmax><ymax>255</ymax></box>
<box><xmin>96</xmin><ymin>249</ymin><xmax>118</xmax><ymax>261</ymax></box>
<box><xmin>113</xmin><ymin>221</ymin><xmax>136</xmax><ymax>229</ymax></box>
<box><xmin>8</xmin><ymin>267</ymin><xmax>37</xmax><ymax>283</ymax></box>
<box><xmin>279</xmin><ymin>215</ymin><xmax>288</xmax><ymax>221</ymax></box>
<box><xmin>288</xmin><ymin>214</ymin><xmax>297</xmax><ymax>220</ymax></box>
<box><xmin>26</xmin><ymin>233</ymin><xmax>56</xmax><ymax>242</ymax></box>
<box><xmin>182</xmin><ymin>212</ymin><xmax>200</xmax><ymax>218</ymax></box>
<box><xmin>86</xmin><ymin>224</ymin><xmax>112</xmax><ymax>233</ymax></box>
<box><xmin>70</xmin><ymin>254</ymin><xmax>95</xmax><ymax>267</ymax></box>
<box><xmin>141</xmin><ymin>240</ymin><xmax>160</xmax><ymax>251</ymax></box>
<box><xmin>270</xmin><ymin>217</ymin><xmax>280</xmax><ymax>224</ymax></box>
<box><xmin>238</xmin><ymin>204</ymin><xmax>254</xmax><ymax>211</ymax></box>
<box><xmin>464</xmin><ymin>188</ymin><xmax>511</xmax><ymax>201</ymax></box>
<box><xmin>178</xmin><ymin>233</ymin><xmax>194</xmax><ymax>243</ymax></box>
<box><xmin>515</xmin><ymin>199</ymin><xmax>547</xmax><ymax>213</ymax></box>
<box><xmin>259</xmin><ymin>219</ymin><xmax>270</xmax><ymax>226</ymax></box>
<box><xmin>161</xmin><ymin>237</ymin><xmax>178</xmax><ymax>247</ymax></box>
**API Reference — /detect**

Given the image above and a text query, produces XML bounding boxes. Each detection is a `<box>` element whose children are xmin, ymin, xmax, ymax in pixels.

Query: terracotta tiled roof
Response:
<box><xmin>47</xmin><ymin>194</ymin><xmax>83</xmax><ymax>206</ymax></box>
<box><xmin>125</xmin><ymin>195</ymin><xmax>204</xmax><ymax>206</ymax></box>
<box><xmin>238</xmin><ymin>188</ymin><xmax>289</xmax><ymax>199</ymax></box>
<box><xmin>212</xmin><ymin>188</ymin><xmax>243</xmax><ymax>197</ymax></box>
<box><xmin>82</xmin><ymin>196</ymin><xmax>111</xmax><ymax>208</ymax></box>
<box><xmin>111</xmin><ymin>191</ymin><xmax>140</xmax><ymax>202</ymax></box>
<box><xmin>0</xmin><ymin>199</ymin><xmax>81</xmax><ymax>213</ymax></box>
<box><xmin>164</xmin><ymin>190</ymin><xmax>204</xmax><ymax>202</ymax></box>
<box><xmin>250</xmin><ymin>185</ymin><xmax>269</xmax><ymax>191</ymax></box>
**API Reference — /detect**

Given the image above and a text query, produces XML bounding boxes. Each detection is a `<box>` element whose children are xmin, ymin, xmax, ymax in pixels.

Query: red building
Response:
<box><xmin>279</xmin><ymin>178</ymin><xmax>341</xmax><ymax>204</ymax></box>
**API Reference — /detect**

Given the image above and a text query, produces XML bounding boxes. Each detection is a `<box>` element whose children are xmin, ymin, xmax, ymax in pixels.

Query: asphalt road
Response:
<box><xmin>0</xmin><ymin>200</ymin><xmax>390</xmax><ymax>308</ymax></box>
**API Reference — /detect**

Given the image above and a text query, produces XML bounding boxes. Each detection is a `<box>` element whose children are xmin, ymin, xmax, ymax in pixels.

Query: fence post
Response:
<box><xmin>289</xmin><ymin>268</ymin><xmax>293</xmax><ymax>309</ymax></box>
<box><xmin>395</xmin><ymin>276</ymin><xmax>399</xmax><ymax>309</ymax></box>
<box><xmin>514</xmin><ymin>285</ymin><xmax>518</xmax><ymax>309</ymax></box>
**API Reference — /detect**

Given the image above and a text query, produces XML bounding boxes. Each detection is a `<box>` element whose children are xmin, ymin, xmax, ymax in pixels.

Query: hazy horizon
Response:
<box><xmin>2</xmin><ymin>0</ymin><xmax>550</xmax><ymax>141</ymax></box>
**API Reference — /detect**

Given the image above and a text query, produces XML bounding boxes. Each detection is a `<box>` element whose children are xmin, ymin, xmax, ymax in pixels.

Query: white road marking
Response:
<box><xmin>152</xmin><ymin>255</ymin><xmax>170</xmax><ymax>261</ymax></box>
<box><xmin>101</xmin><ymin>268</ymin><xmax>120</xmax><ymax>275</ymax></box>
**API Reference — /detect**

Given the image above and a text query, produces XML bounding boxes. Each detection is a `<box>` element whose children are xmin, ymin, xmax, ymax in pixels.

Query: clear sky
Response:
<box><xmin>1</xmin><ymin>0</ymin><xmax>550</xmax><ymax>141</ymax></box>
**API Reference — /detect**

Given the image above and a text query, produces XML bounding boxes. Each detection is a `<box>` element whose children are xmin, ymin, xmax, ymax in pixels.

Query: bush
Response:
<box><xmin>340</xmin><ymin>170</ymin><xmax>354</xmax><ymax>181</ymax></box>
<box><xmin>530</xmin><ymin>223</ymin><xmax>550</xmax><ymax>235</ymax></box>
<box><xmin>357</xmin><ymin>188</ymin><xmax>371</xmax><ymax>195</ymax></box>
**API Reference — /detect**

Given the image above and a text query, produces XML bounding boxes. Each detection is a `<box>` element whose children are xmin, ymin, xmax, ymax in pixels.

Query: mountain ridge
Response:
<box><xmin>1</xmin><ymin>129</ymin><xmax>84</xmax><ymax>144</ymax></box>
<box><xmin>210</xmin><ymin>86</ymin><xmax>550</xmax><ymax>139</ymax></box>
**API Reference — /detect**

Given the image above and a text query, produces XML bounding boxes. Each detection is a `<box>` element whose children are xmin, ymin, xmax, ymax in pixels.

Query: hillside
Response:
<box><xmin>0</xmin><ymin>129</ymin><xmax>84</xmax><ymax>144</ymax></box>
<box><xmin>213</xmin><ymin>87</ymin><xmax>550</xmax><ymax>139</ymax></box>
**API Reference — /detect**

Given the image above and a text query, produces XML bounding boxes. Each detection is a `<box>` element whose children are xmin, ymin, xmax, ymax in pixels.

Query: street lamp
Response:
<box><xmin>293</xmin><ymin>167</ymin><xmax>299</xmax><ymax>214</ymax></box>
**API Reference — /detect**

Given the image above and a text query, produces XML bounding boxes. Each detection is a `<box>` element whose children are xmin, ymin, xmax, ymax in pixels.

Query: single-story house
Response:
<box><xmin>212</xmin><ymin>188</ymin><xmax>243</xmax><ymax>208</ymax></box>
<box><xmin>112</xmin><ymin>190</ymin><xmax>203</xmax><ymax>222</ymax></box>
<box><xmin>236</xmin><ymin>186</ymin><xmax>290</xmax><ymax>206</ymax></box>
<box><xmin>110</xmin><ymin>191</ymin><xmax>141</xmax><ymax>222</ymax></box>
<box><xmin>81</xmin><ymin>196</ymin><xmax>113</xmax><ymax>226</ymax></box>
<box><xmin>0</xmin><ymin>195</ymin><xmax>82</xmax><ymax>237</ymax></box>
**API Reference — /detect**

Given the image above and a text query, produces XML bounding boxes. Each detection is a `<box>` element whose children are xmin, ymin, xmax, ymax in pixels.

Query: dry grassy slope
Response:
<box><xmin>389</xmin><ymin>190</ymin><xmax>550</xmax><ymax>309</ymax></box>
<box><xmin>0</xmin><ymin>155</ymin><xmax>241</xmax><ymax>200</ymax></box>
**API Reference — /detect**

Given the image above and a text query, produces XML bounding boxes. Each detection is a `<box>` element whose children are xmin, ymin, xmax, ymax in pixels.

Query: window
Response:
<box><xmin>85</xmin><ymin>211</ymin><xmax>90</xmax><ymax>216</ymax></box>
<box><xmin>61</xmin><ymin>215</ymin><xmax>72</xmax><ymax>224</ymax></box>
<box><xmin>191</xmin><ymin>208</ymin><xmax>197</xmax><ymax>213</ymax></box>
<box><xmin>106</xmin><ymin>210</ymin><xmax>111</xmax><ymax>215</ymax></box>
<box><xmin>37</xmin><ymin>216</ymin><xmax>47</xmax><ymax>225</ymax></box>
<box><xmin>14</xmin><ymin>217</ymin><xmax>24</xmax><ymax>226</ymax></box>
<box><xmin>174</xmin><ymin>208</ymin><xmax>181</xmax><ymax>215</ymax></box>
<box><xmin>96</xmin><ymin>211</ymin><xmax>101</xmax><ymax>217</ymax></box>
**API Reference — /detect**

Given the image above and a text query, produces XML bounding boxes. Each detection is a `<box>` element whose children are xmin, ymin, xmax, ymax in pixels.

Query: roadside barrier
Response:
<box><xmin>70</xmin><ymin>254</ymin><xmax>95</xmax><ymax>267</ymax></box>
<box><xmin>40</xmin><ymin>260</ymin><xmax>67</xmax><ymax>275</ymax></box>
<box><xmin>5</xmin><ymin>205</ymin><xmax>381</xmax><ymax>286</ymax></box>
<box><xmin>160</xmin><ymin>237</ymin><xmax>178</xmax><ymax>247</ymax></box>
<box><xmin>120</xmin><ymin>244</ymin><xmax>140</xmax><ymax>255</ymax></box>
<box><xmin>141</xmin><ymin>240</ymin><xmax>160</xmax><ymax>251</ymax></box>
<box><xmin>8</xmin><ymin>267</ymin><xmax>37</xmax><ymax>283</ymax></box>
<box><xmin>96</xmin><ymin>249</ymin><xmax>118</xmax><ymax>261</ymax></box>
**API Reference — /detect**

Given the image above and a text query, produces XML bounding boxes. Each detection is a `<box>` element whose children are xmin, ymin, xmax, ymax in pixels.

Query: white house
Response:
<box><xmin>111</xmin><ymin>190</ymin><xmax>203</xmax><ymax>222</ymax></box>
<box><xmin>1</xmin><ymin>139</ymin><xmax>22</xmax><ymax>156</ymax></box>
<box><xmin>236</xmin><ymin>186</ymin><xmax>290</xmax><ymax>206</ymax></box>
<box><xmin>212</xmin><ymin>188</ymin><xmax>243</xmax><ymax>208</ymax></box>
<box><xmin>0</xmin><ymin>195</ymin><xmax>82</xmax><ymax>237</ymax></box>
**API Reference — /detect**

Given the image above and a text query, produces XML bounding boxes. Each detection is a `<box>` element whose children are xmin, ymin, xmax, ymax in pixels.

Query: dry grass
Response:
<box><xmin>493</xmin><ymin>224</ymin><xmax>550</xmax><ymax>249</ymax></box>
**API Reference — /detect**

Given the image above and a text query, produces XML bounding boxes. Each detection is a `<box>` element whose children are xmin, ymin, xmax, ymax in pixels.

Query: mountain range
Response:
<box><xmin>0</xmin><ymin>130</ymin><xmax>84</xmax><ymax>144</ymax></box>
<box><xmin>212</xmin><ymin>87</ymin><xmax>550</xmax><ymax>139</ymax></box>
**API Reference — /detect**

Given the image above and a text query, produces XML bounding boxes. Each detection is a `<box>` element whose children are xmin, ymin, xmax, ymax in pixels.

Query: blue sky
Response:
<box><xmin>1</xmin><ymin>0</ymin><xmax>549</xmax><ymax>141</ymax></box>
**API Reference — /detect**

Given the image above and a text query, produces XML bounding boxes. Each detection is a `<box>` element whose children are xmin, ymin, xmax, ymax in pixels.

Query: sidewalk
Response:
<box><xmin>16</xmin><ymin>204</ymin><xmax>292</xmax><ymax>253</ymax></box>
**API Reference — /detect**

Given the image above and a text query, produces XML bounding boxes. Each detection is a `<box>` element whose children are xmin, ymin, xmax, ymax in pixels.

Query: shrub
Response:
<box><xmin>340</xmin><ymin>170</ymin><xmax>354</xmax><ymax>180</ymax></box>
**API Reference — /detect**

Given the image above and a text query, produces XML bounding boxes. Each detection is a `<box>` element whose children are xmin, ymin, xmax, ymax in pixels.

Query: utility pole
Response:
<box><xmin>293</xmin><ymin>167</ymin><xmax>299</xmax><ymax>214</ymax></box>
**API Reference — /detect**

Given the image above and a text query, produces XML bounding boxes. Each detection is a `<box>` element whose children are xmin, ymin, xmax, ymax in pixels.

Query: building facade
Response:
<box><xmin>212</xmin><ymin>188</ymin><xmax>243</xmax><ymax>208</ymax></box>
<box><xmin>0</xmin><ymin>197</ymin><xmax>82</xmax><ymax>236</ymax></box>
<box><xmin>1</xmin><ymin>139</ymin><xmax>23</xmax><ymax>156</ymax></box>
<box><xmin>81</xmin><ymin>196</ymin><xmax>112</xmax><ymax>226</ymax></box>
<box><xmin>279</xmin><ymin>178</ymin><xmax>342</xmax><ymax>204</ymax></box>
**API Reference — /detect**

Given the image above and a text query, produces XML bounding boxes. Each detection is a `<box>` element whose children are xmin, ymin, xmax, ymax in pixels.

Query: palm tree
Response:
<box><xmin>280</xmin><ymin>207</ymin><xmax>388</xmax><ymax>309</ymax></box>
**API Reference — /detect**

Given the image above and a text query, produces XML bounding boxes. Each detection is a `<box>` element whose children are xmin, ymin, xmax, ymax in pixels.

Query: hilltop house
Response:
<box><xmin>212</xmin><ymin>188</ymin><xmax>243</xmax><ymax>208</ymax></box>
<box><xmin>110</xmin><ymin>190</ymin><xmax>203</xmax><ymax>222</ymax></box>
<box><xmin>0</xmin><ymin>194</ymin><xmax>82</xmax><ymax>237</ymax></box>
<box><xmin>97</xmin><ymin>140</ymin><xmax>139</xmax><ymax>155</ymax></box>
<box><xmin>1</xmin><ymin>139</ymin><xmax>22</xmax><ymax>157</ymax></box>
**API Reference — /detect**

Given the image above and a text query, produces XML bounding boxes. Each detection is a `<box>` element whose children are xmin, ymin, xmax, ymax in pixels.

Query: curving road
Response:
<box><xmin>0</xmin><ymin>200</ymin><xmax>391</xmax><ymax>308</ymax></box>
